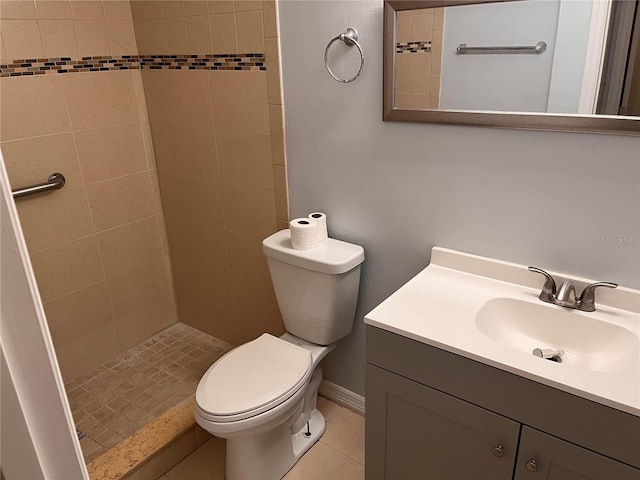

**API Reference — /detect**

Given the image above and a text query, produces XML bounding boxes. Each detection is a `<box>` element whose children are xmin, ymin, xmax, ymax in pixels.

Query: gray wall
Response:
<box><xmin>279</xmin><ymin>0</ymin><xmax>640</xmax><ymax>397</ymax></box>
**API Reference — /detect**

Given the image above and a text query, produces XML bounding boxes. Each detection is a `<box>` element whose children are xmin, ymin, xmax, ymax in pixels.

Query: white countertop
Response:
<box><xmin>364</xmin><ymin>248</ymin><xmax>640</xmax><ymax>417</ymax></box>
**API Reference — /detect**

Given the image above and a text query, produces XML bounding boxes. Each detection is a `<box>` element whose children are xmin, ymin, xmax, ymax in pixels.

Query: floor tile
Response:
<box><xmin>316</xmin><ymin>396</ymin><xmax>341</xmax><ymax>421</ymax></box>
<box><xmin>164</xmin><ymin>438</ymin><xmax>226</xmax><ymax>480</ymax></box>
<box><xmin>283</xmin><ymin>442</ymin><xmax>364</xmax><ymax>480</ymax></box>
<box><xmin>320</xmin><ymin>407</ymin><xmax>365</xmax><ymax>464</ymax></box>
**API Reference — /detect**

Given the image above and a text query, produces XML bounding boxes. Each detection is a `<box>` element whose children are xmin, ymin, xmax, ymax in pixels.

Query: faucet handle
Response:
<box><xmin>577</xmin><ymin>282</ymin><xmax>618</xmax><ymax>312</ymax></box>
<box><xmin>528</xmin><ymin>267</ymin><xmax>557</xmax><ymax>303</ymax></box>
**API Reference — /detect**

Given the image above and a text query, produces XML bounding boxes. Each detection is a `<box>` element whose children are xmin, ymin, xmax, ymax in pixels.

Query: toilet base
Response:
<box><xmin>225</xmin><ymin>408</ymin><xmax>326</xmax><ymax>480</ymax></box>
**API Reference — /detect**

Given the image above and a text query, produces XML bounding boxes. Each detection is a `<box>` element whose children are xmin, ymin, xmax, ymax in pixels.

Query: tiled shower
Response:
<box><xmin>1</xmin><ymin>0</ymin><xmax>288</xmax><ymax>466</ymax></box>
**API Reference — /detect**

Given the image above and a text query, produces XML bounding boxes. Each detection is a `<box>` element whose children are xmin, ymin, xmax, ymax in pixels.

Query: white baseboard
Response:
<box><xmin>319</xmin><ymin>380</ymin><xmax>365</xmax><ymax>416</ymax></box>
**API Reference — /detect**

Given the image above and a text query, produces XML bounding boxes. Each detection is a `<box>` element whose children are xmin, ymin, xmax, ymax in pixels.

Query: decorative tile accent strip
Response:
<box><xmin>0</xmin><ymin>54</ymin><xmax>266</xmax><ymax>78</ymax></box>
<box><xmin>396</xmin><ymin>41</ymin><xmax>432</xmax><ymax>54</ymax></box>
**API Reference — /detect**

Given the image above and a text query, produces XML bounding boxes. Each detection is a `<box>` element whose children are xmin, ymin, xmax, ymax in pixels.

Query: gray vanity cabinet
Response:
<box><xmin>365</xmin><ymin>326</ymin><xmax>640</xmax><ymax>480</ymax></box>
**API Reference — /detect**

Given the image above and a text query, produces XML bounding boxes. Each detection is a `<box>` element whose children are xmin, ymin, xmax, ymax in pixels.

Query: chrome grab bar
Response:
<box><xmin>12</xmin><ymin>173</ymin><xmax>66</xmax><ymax>199</ymax></box>
<box><xmin>456</xmin><ymin>41</ymin><xmax>547</xmax><ymax>55</ymax></box>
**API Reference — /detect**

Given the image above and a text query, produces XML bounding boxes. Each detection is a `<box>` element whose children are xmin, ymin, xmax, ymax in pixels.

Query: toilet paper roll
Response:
<box><xmin>308</xmin><ymin>212</ymin><xmax>328</xmax><ymax>243</ymax></box>
<box><xmin>290</xmin><ymin>218</ymin><xmax>319</xmax><ymax>250</ymax></box>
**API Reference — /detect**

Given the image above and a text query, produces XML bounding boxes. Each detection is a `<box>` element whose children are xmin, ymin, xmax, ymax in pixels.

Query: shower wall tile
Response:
<box><xmin>151</xmin><ymin>123</ymin><xmax>218</xmax><ymax>178</ymax></box>
<box><xmin>185</xmin><ymin>13</ymin><xmax>211</xmax><ymax>54</ymax></box>
<box><xmin>265</xmin><ymin>36</ymin><xmax>282</xmax><ymax>104</ymax></box>
<box><xmin>30</xmin><ymin>235</ymin><xmax>105</xmax><ymax>302</ymax></box>
<box><xmin>74</xmin><ymin>123</ymin><xmax>148</xmax><ymax>183</ymax></box>
<box><xmin>164</xmin><ymin>16</ymin><xmax>189</xmax><ymax>54</ymax></box>
<box><xmin>221</xmin><ymin>182</ymin><xmax>277</xmax><ymax>238</ymax></box>
<box><xmin>1</xmin><ymin>9</ymin><xmax>177</xmax><ymax>380</ymax></box>
<box><xmin>216</xmin><ymin>129</ymin><xmax>273</xmax><ymax>189</ymax></box>
<box><xmin>133</xmin><ymin>18</ymin><xmax>168</xmax><ymax>54</ymax></box>
<box><xmin>44</xmin><ymin>281</ymin><xmax>115</xmax><ymax>346</ymax></box>
<box><xmin>235</xmin><ymin>10</ymin><xmax>264</xmax><ymax>53</ymax></box>
<box><xmin>235</xmin><ymin>0</ymin><xmax>262</xmax><ymax>13</ymax></box>
<box><xmin>184</xmin><ymin>0</ymin><xmax>207</xmax><ymax>16</ymax></box>
<box><xmin>269</xmin><ymin>104</ymin><xmax>285</xmax><ymax>166</ymax></box>
<box><xmin>15</xmin><ymin>186</ymin><xmax>94</xmax><ymax>252</ymax></box>
<box><xmin>85</xmin><ymin>172</ymin><xmax>160</xmax><ymax>232</ymax></box>
<box><xmin>0</xmin><ymin>133</ymin><xmax>83</xmax><ymax>189</ymax></box>
<box><xmin>209</xmin><ymin>70</ymin><xmax>270</xmax><ymax>132</ymax></box>
<box><xmin>0</xmin><ymin>75</ymin><xmax>71</xmax><ymax>141</ymax></box>
<box><xmin>226</xmin><ymin>231</ymin><xmax>271</xmax><ymax>284</ymax></box>
<box><xmin>207</xmin><ymin>0</ymin><xmax>233</xmax><ymax>14</ymax></box>
<box><xmin>62</xmin><ymin>70</ymin><xmax>139</xmax><ymax>130</ymax></box>
<box><xmin>209</xmin><ymin>12</ymin><xmax>236</xmax><ymax>54</ymax></box>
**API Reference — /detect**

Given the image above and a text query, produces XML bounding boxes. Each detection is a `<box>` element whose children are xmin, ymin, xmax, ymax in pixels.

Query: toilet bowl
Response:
<box><xmin>194</xmin><ymin>229</ymin><xmax>364</xmax><ymax>480</ymax></box>
<box><xmin>194</xmin><ymin>333</ymin><xmax>335</xmax><ymax>480</ymax></box>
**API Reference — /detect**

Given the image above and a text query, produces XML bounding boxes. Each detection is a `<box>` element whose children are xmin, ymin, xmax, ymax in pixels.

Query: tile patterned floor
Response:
<box><xmin>64</xmin><ymin>323</ymin><xmax>233</xmax><ymax>463</ymax></box>
<box><xmin>157</xmin><ymin>397</ymin><xmax>365</xmax><ymax>480</ymax></box>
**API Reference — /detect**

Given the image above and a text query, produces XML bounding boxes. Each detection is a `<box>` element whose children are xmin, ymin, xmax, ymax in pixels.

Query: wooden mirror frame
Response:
<box><xmin>383</xmin><ymin>0</ymin><xmax>640</xmax><ymax>135</ymax></box>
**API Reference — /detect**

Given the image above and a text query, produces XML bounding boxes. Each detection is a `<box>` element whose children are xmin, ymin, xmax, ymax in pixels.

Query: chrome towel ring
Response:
<box><xmin>324</xmin><ymin>28</ymin><xmax>364</xmax><ymax>84</ymax></box>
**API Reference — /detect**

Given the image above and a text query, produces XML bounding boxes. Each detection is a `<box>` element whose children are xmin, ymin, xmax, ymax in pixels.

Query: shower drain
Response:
<box><xmin>76</xmin><ymin>429</ymin><xmax>86</xmax><ymax>441</ymax></box>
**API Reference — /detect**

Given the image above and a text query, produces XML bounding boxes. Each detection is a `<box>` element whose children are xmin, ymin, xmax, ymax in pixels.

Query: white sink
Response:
<box><xmin>475</xmin><ymin>298</ymin><xmax>639</xmax><ymax>373</ymax></box>
<box><xmin>365</xmin><ymin>247</ymin><xmax>640</xmax><ymax>416</ymax></box>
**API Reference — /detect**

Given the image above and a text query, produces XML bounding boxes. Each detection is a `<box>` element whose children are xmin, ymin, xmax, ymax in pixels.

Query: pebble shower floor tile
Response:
<box><xmin>63</xmin><ymin>324</ymin><xmax>233</xmax><ymax>463</ymax></box>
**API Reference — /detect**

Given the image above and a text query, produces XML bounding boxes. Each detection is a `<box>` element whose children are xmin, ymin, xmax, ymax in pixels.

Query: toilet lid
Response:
<box><xmin>196</xmin><ymin>334</ymin><xmax>312</xmax><ymax>420</ymax></box>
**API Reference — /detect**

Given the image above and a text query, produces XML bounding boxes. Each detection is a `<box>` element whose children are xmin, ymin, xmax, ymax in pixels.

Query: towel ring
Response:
<box><xmin>324</xmin><ymin>28</ymin><xmax>364</xmax><ymax>84</ymax></box>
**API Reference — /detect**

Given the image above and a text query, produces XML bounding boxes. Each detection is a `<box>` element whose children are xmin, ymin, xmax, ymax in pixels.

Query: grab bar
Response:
<box><xmin>12</xmin><ymin>173</ymin><xmax>66</xmax><ymax>199</ymax></box>
<box><xmin>456</xmin><ymin>41</ymin><xmax>547</xmax><ymax>55</ymax></box>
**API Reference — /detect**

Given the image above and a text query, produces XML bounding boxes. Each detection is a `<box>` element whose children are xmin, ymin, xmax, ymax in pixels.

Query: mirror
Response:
<box><xmin>383</xmin><ymin>0</ymin><xmax>640</xmax><ymax>135</ymax></box>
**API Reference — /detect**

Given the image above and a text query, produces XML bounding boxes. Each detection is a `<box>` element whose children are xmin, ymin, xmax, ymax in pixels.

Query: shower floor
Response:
<box><xmin>63</xmin><ymin>323</ymin><xmax>233</xmax><ymax>463</ymax></box>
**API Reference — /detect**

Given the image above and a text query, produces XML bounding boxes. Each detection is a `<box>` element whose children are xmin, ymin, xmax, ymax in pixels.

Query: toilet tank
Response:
<box><xmin>263</xmin><ymin>230</ymin><xmax>365</xmax><ymax>345</ymax></box>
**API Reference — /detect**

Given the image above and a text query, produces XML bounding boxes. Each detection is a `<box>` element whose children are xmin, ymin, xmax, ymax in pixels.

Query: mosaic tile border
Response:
<box><xmin>0</xmin><ymin>53</ymin><xmax>266</xmax><ymax>78</ymax></box>
<box><xmin>396</xmin><ymin>41</ymin><xmax>432</xmax><ymax>54</ymax></box>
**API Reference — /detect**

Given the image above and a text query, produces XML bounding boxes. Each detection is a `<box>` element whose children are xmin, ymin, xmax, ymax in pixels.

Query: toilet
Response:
<box><xmin>194</xmin><ymin>229</ymin><xmax>365</xmax><ymax>480</ymax></box>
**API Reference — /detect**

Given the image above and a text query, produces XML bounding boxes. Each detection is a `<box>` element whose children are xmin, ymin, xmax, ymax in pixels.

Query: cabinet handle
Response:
<box><xmin>492</xmin><ymin>444</ymin><xmax>504</xmax><ymax>457</ymax></box>
<box><xmin>526</xmin><ymin>459</ymin><xmax>538</xmax><ymax>472</ymax></box>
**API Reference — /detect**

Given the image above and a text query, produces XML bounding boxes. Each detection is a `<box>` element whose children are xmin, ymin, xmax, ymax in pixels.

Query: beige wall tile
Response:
<box><xmin>157</xmin><ymin>170</ymin><xmax>224</xmax><ymax>229</ymax></box>
<box><xmin>221</xmin><ymin>182</ymin><xmax>276</xmax><ymax>238</ymax></box>
<box><xmin>132</xmin><ymin>70</ymin><xmax>150</xmax><ymax>123</ymax></box>
<box><xmin>1</xmin><ymin>1</ymin><xmax>37</xmax><ymax>19</ymax></box>
<box><xmin>276</xmin><ymin>219</ymin><xmax>288</xmax><ymax>231</ymax></box>
<box><xmin>151</xmin><ymin>122</ymin><xmax>218</xmax><ymax>178</ymax></box>
<box><xmin>44</xmin><ymin>281</ymin><xmax>115</xmax><ymax>346</ymax></box>
<box><xmin>55</xmin><ymin>323</ymin><xmax>122</xmax><ymax>379</ymax></box>
<box><xmin>30</xmin><ymin>235</ymin><xmax>105</xmax><ymax>302</ymax></box>
<box><xmin>410</xmin><ymin>11</ymin><xmax>433</xmax><ymax>42</ymax></box>
<box><xmin>234</xmin><ymin>0</ymin><xmax>261</xmax><ymax>12</ymax></box>
<box><xmin>162</xmin><ymin>0</ymin><xmax>184</xmax><ymax>18</ymax></box>
<box><xmin>395</xmin><ymin>92</ymin><xmax>430</xmax><ymax>110</ymax></box>
<box><xmin>230</xmin><ymin>274</ymin><xmax>282</xmax><ymax>341</ymax></box>
<box><xmin>0</xmin><ymin>19</ymin><xmax>44</xmax><ymax>58</ymax></box>
<box><xmin>273</xmin><ymin>164</ymin><xmax>287</xmax><ymax>221</ymax></box>
<box><xmin>186</xmin><ymin>14</ymin><xmax>211</xmax><ymax>54</ymax></box>
<box><xmin>97</xmin><ymin>216</ymin><xmax>163</xmax><ymax>278</ymax></box>
<box><xmin>225</xmin><ymin>230</ymin><xmax>270</xmax><ymax>284</ymax></box>
<box><xmin>39</xmin><ymin>19</ymin><xmax>78</xmax><ymax>56</ymax></box>
<box><xmin>106</xmin><ymin>19</ymin><xmax>137</xmax><ymax>56</ymax></box>
<box><xmin>429</xmin><ymin>73</ymin><xmax>441</xmax><ymax>108</ymax></box>
<box><xmin>62</xmin><ymin>70</ymin><xmax>139</xmax><ymax>130</ymax></box>
<box><xmin>433</xmin><ymin>7</ymin><xmax>445</xmax><ymax>30</ymax></box>
<box><xmin>74</xmin><ymin>123</ymin><xmax>148</xmax><ymax>183</ymax></box>
<box><xmin>70</xmin><ymin>0</ymin><xmax>103</xmax><ymax>19</ymax></box>
<box><xmin>0</xmin><ymin>75</ymin><xmax>71</xmax><ymax>141</ymax></box>
<box><xmin>395</xmin><ymin>52</ymin><xmax>431</xmax><ymax>95</ymax></box>
<box><xmin>165</xmin><ymin>17</ymin><xmax>189</xmax><ymax>54</ymax></box>
<box><xmin>209</xmin><ymin>70</ymin><xmax>269</xmax><ymax>133</ymax></box>
<box><xmin>86</xmin><ymin>171</ymin><xmax>160</xmax><ymax>231</ymax></box>
<box><xmin>269</xmin><ymin>103</ymin><xmax>284</xmax><ymax>165</ymax></box>
<box><xmin>396</xmin><ymin>10</ymin><xmax>410</xmax><ymax>44</ymax></box>
<box><xmin>130</xmin><ymin>0</ymin><xmax>164</xmax><ymax>20</ymax></box>
<box><xmin>163</xmin><ymin>209</ymin><xmax>228</xmax><ymax>274</ymax></box>
<box><xmin>235</xmin><ymin>10</ymin><xmax>263</xmax><ymax>53</ymax></box>
<box><xmin>103</xmin><ymin>1</ymin><xmax>132</xmax><ymax>21</ymax></box>
<box><xmin>183</xmin><ymin>0</ymin><xmax>207</xmax><ymax>16</ymax></box>
<box><xmin>107</xmin><ymin>256</ymin><xmax>171</xmax><ymax>319</ymax></box>
<box><xmin>1</xmin><ymin>133</ymin><xmax>83</xmax><ymax>189</ymax></box>
<box><xmin>15</xmin><ymin>185</ymin><xmax>94</xmax><ymax>252</ymax></box>
<box><xmin>115</xmin><ymin>294</ymin><xmax>177</xmax><ymax>350</ymax></box>
<box><xmin>206</xmin><ymin>1</ymin><xmax>232</xmax><ymax>14</ymax></box>
<box><xmin>209</xmin><ymin>12</ymin><xmax>236</xmax><ymax>54</ymax></box>
<box><xmin>216</xmin><ymin>129</ymin><xmax>273</xmax><ymax>189</ymax></box>
<box><xmin>35</xmin><ymin>1</ymin><xmax>71</xmax><ymax>19</ymax></box>
<box><xmin>74</xmin><ymin>19</ymin><xmax>110</xmax><ymax>56</ymax></box>
<box><xmin>133</xmin><ymin>18</ymin><xmax>168</xmax><ymax>54</ymax></box>
<box><xmin>0</xmin><ymin>35</ymin><xmax>7</xmax><ymax>60</ymax></box>
<box><xmin>431</xmin><ymin>31</ymin><xmax>443</xmax><ymax>75</ymax></box>
<box><xmin>172</xmin><ymin>253</ymin><xmax>232</xmax><ymax>315</ymax></box>
<box><xmin>262</xmin><ymin>0</ymin><xmax>277</xmax><ymax>38</ymax></box>
<box><xmin>143</xmin><ymin>70</ymin><xmax>212</xmax><ymax>125</ymax></box>
<box><xmin>156</xmin><ymin>214</ymin><xmax>170</xmax><ymax>255</ymax></box>
<box><xmin>265</xmin><ymin>37</ymin><xmax>281</xmax><ymax>104</ymax></box>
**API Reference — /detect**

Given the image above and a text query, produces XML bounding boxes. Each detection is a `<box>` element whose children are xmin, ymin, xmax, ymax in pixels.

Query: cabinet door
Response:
<box><xmin>366</xmin><ymin>364</ymin><xmax>520</xmax><ymax>480</ymax></box>
<box><xmin>514</xmin><ymin>426</ymin><xmax>640</xmax><ymax>480</ymax></box>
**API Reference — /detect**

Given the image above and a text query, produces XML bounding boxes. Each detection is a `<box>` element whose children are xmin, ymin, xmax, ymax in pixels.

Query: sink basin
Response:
<box><xmin>475</xmin><ymin>298</ymin><xmax>639</xmax><ymax>372</ymax></box>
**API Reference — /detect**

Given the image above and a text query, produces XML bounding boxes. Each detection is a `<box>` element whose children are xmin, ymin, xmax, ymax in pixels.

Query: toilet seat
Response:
<box><xmin>196</xmin><ymin>334</ymin><xmax>312</xmax><ymax>423</ymax></box>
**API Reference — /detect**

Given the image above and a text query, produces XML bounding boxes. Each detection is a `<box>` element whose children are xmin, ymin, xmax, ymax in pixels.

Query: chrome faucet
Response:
<box><xmin>528</xmin><ymin>267</ymin><xmax>617</xmax><ymax>312</ymax></box>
